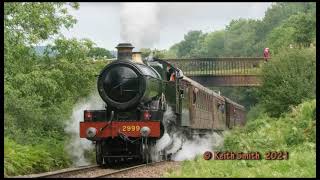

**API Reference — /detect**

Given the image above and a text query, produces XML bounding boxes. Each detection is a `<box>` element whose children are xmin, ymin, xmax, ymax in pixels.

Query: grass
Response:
<box><xmin>4</xmin><ymin>136</ymin><xmax>72</xmax><ymax>177</ymax></box>
<box><xmin>165</xmin><ymin>144</ymin><xmax>315</xmax><ymax>178</ymax></box>
<box><xmin>165</xmin><ymin>99</ymin><xmax>316</xmax><ymax>178</ymax></box>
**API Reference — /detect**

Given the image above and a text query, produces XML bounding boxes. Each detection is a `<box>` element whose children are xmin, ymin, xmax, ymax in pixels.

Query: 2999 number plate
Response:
<box><xmin>122</xmin><ymin>125</ymin><xmax>141</xmax><ymax>132</ymax></box>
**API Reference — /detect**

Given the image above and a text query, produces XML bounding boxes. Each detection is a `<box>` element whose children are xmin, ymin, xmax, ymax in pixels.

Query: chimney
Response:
<box><xmin>132</xmin><ymin>52</ymin><xmax>143</xmax><ymax>64</ymax></box>
<box><xmin>115</xmin><ymin>43</ymin><xmax>134</xmax><ymax>61</ymax></box>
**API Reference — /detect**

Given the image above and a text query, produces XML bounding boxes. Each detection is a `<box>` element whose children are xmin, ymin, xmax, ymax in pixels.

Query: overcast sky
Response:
<box><xmin>58</xmin><ymin>2</ymin><xmax>273</xmax><ymax>51</ymax></box>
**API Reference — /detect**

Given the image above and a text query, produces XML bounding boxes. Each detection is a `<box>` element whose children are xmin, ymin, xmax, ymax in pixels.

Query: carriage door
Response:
<box><xmin>179</xmin><ymin>81</ymin><xmax>190</xmax><ymax>127</ymax></box>
<box><xmin>175</xmin><ymin>78</ymin><xmax>180</xmax><ymax>114</ymax></box>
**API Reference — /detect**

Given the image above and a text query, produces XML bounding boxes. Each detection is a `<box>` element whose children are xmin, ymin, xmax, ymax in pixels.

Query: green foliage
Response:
<box><xmin>224</xmin><ymin>99</ymin><xmax>316</xmax><ymax>152</ymax></box>
<box><xmin>261</xmin><ymin>2</ymin><xmax>314</xmax><ymax>39</ymax></box>
<box><xmin>45</xmin><ymin>38</ymin><xmax>95</xmax><ymax>62</ymax></box>
<box><xmin>284</xmin><ymin>13</ymin><xmax>316</xmax><ymax>47</ymax></box>
<box><xmin>166</xmin><ymin>144</ymin><xmax>315</xmax><ymax>177</ymax></box>
<box><xmin>259</xmin><ymin>48</ymin><xmax>316</xmax><ymax>117</ymax></box>
<box><xmin>266</xmin><ymin>11</ymin><xmax>316</xmax><ymax>54</ymax></box>
<box><xmin>210</xmin><ymin>87</ymin><xmax>259</xmax><ymax>109</ymax></box>
<box><xmin>4</xmin><ymin>2</ymin><xmax>106</xmax><ymax>176</ymax></box>
<box><xmin>166</xmin><ymin>44</ymin><xmax>179</xmax><ymax>58</ymax></box>
<box><xmin>245</xmin><ymin>103</ymin><xmax>266</xmax><ymax>122</ymax></box>
<box><xmin>140</xmin><ymin>48</ymin><xmax>168</xmax><ymax>59</ymax></box>
<box><xmin>140</xmin><ymin>48</ymin><xmax>152</xmax><ymax>58</ymax></box>
<box><xmin>4</xmin><ymin>2</ymin><xmax>78</xmax><ymax>45</ymax></box>
<box><xmin>174</xmin><ymin>30</ymin><xmax>207</xmax><ymax>58</ymax></box>
<box><xmin>202</xmin><ymin>30</ymin><xmax>225</xmax><ymax>57</ymax></box>
<box><xmin>266</xmin><ymin>25</ymin><xmax>295</xmax><ymax>54</ymax></box>
<box><xmin>4</xmin><ymin>137</ymin><xmax>72</xmax><ymax>177</ymax></box>
<box><xmin>164</xmin><ymin>4</ymin><xmax>316</xmax><ymax>177</ymax></box>
<box><xmin>166</xmin><ymin>2</ymin><xmax>316</xmax><ymax>59</ymax></box>
<box><xmin>224</xmin><ymin>19</ymin><xmax>262</xmax><ymax>57</ymax></box>
<box><xmin>5</xmin><ymin>39</ymin><xmax>104</xmax><ymax>141</ymax></box>
<box><xmin>88</xmin><ymin>47</ymin><xmax>113</xmax><ymax>59</ymax></box>
<box><xmin>166</xmin><ymin>99</ymin><xmax>316</xmax><ymax>177</ymax></box>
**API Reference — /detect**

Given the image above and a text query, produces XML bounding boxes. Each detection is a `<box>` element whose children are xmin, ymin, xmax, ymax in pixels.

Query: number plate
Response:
<box><xmin>122</xmin><ymin>125</ymin><xmax>141</xmax><ymax>132</ymax></box>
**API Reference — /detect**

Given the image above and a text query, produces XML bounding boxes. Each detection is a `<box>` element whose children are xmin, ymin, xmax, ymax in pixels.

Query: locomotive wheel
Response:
<box><xmin>96</xmin><ymin>141</ymin><xmax>103</xmax><ymax>165</ymax></box>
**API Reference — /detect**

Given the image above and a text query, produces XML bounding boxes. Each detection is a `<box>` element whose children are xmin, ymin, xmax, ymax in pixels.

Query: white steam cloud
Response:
<box><xmin>172</xmin><ymin>132</ymin><xmax>224</xmax><ymax>161</ymax></box>
<box><xmin>120</xmin><ymin>3</ymin><xmax>160</xmax><ymax>50</ymax></box>
<box><xmin>64</xmin><ymin>92</ymin><xmax>105</xmax><ymax>166</ymax></box>
<box><xmin>152</xmin><ymin>106</ymin><xmax>224</xmax><ymax>161</ymax></box>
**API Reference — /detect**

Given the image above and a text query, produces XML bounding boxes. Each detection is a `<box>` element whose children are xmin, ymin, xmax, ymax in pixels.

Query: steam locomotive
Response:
<box><xmin>79</xmin><ymin>43</ymin><xmax>246</xmax><ymax>166</ymax></box>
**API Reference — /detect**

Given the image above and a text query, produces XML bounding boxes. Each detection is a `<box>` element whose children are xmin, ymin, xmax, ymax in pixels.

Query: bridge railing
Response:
<box><xmin>163</xmin><ymin>57</ymin><xmax>265</xmax><ymax>76</ymax></box>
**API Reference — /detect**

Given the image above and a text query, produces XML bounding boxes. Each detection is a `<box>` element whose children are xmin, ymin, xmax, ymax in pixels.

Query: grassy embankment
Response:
<box><xmin>165</xmin><ymin>99</ymin><xmax>316</xmax><ymax>177</ymax></box>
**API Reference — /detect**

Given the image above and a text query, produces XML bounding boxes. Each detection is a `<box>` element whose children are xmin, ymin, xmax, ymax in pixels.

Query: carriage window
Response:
<box><xmin>206</xmin><ymin>94</ymin><xmax>210</xmax><ymax>111</ymax></box>
<box><xmin>180</xmin><ymin>89</ymin><xmax>184</xmax><ymax>98</ymax></box>
<box><xmin>200</xmin><ymin>93</ymin><xmax>203</xmax><ymax>109</ymax></box>
<box><xmin>218</xmin><ymin>103</ymin><xmax>225</xmax><ymax>113</ymax></box>
<box><xmin>193</xmin><ymin>91</ymin><xmax>197</xmax><ymax>104</ymax></box>
<box><xmin>193</xmin><ymin>88</ymin><xmax>198</xmax><ymax>105</ymax></box>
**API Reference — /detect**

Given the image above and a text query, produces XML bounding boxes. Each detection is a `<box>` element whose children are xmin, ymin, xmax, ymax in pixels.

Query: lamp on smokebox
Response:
<box><xmin>84</xmin><ymin>111</ymin><xmax>93</xmax><ymax>121</ymax></box>
<box><xmin>143</xmin><ymin>111</ymin><xmax>152</xmax><ymax>120</ymax></box>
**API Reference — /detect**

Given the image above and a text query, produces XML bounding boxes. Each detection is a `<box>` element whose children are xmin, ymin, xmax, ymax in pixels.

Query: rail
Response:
<box><xmin>10</xmin><ymin>165</ymin><xmax>100</xmax><ymax>178</ymax></box>
<box><xmin>163</xmin><ymin>57</ymin><xmax>265</xmax><ymax>76</ymax></box>
<box><xmin>96</xmin><ymin>161</ymin><xmax>166</xmax><ymax>178</ymax></box>
<box><xmin>10</xmin><ymin>161</ymin><xmax>166</xmax><ymax>178</ymax></box>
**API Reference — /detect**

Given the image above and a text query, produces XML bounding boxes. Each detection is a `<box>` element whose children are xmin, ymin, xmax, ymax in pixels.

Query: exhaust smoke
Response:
<box><xmin>120</xmin><ymin>3</ymin><xmax>160</xmax><ymax>50</ymax></box>
<box><xmin>64</xmin><ymin>92</ymin><xmax>105</xmax><ymax>166</ymax></box>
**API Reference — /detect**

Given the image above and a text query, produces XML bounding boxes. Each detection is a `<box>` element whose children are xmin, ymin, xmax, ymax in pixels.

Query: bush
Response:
<box><xmin>259</xmin><ymin>48</ymin><xmax>315</xmax><ymax>117</ymax></box>
<box><xmin>224</xmin><ymin>99</ymin><xmax>316</xmax><ymax>152</ymax></box>
<box><xmin>4</xmin><ymin>137</ymin><xmax>71</xmax><ymax>176</ymax></box>
<box><xmin>4</xmin><ymin>57</ymin><xmax>104</xmax><ymax>175</ymax></box>
<box><xmin>245</xmin><ymin>103</ymin><xmax>266</xmax><ymax>121</ymax></box>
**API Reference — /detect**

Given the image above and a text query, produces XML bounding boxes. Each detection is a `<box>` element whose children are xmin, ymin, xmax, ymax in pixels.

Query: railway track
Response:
<box><xmin>11</xmin><ymin>161</ymin><xmax>167</xmax><ymax>178</ymax></box>
<box><xmin>95</xmin><ymin>161</ymin><xmax>166</xmax><ymax>178</ymax></box>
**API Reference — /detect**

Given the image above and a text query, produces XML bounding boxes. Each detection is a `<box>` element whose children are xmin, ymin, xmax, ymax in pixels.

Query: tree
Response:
<box><xmin>45</xmin><ymin>37</ymin><xmax>95</xmax><ymax>62</ymax></box>
<box><xmin>140</xmin><ymin>48</ymin><xmax>168</xmax><ymax>59</ymax></box>
<box><xmin>262</xmin><ymin>2</ymin><xmax>313</xmax><ymax>37</ymax></box>
<box><xmin>88</xmin><ymin>47</ymin><xmax>113</xmax><ymax>59</ymax></box>
<box><xmin>140</xmin><ymin>48</ymin><xmax>152</xmax><ymax>59</ymax></box>
<box><xmin>266</xmin><ymin>9</ymin><xmax>316</xmax><ymax>53</ymax></box>
<box><xmin>284</xmin><ymin>13</ymin><xmax>316</xmax><ymax>47</ymax></box>
<box><xmin>166</xmin><ymin>44</ymin><xmax>179</xmax><ymax>58</ymax></box>
<box><xmin>4</xmin><ymin>2</ymin><xmax>79</xmax><ymax>76</ymax></box>
<box><xmin>4</xmin><ymin>2</ymin><xmax>78</xmax><ymax>45</ymax></box>
<box><xmin>224</xmin><ymin>19</ymin><xmax>260</xmax><ymax>57</ymax></box>
<box><xmin>259</xmin><ymin>48</ymin><xmax>316</xmax><ymax>117</ymax></box>
<box><xmin>175</xmin><ymin>30</ymin><xmax>206</xmax><ymax>58</ymax></box>
<box><xmin>4</xmin><ymin>3</ymin><xmax>109</xmax><ymax>175</ymax></box>
<box><xmin>203</xmin><ymin>30</ymin><xmax>225</xmax><ymax>57</ymax></box>
<box><xmin>4</xmin><ymin>2</ymin><xmax>81</xmax><ymax>124</ymax></box>
<box><xmin>266</xmin><ymin>25</ymin><xmax>295</xmax><ymax>54</ymax></box>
